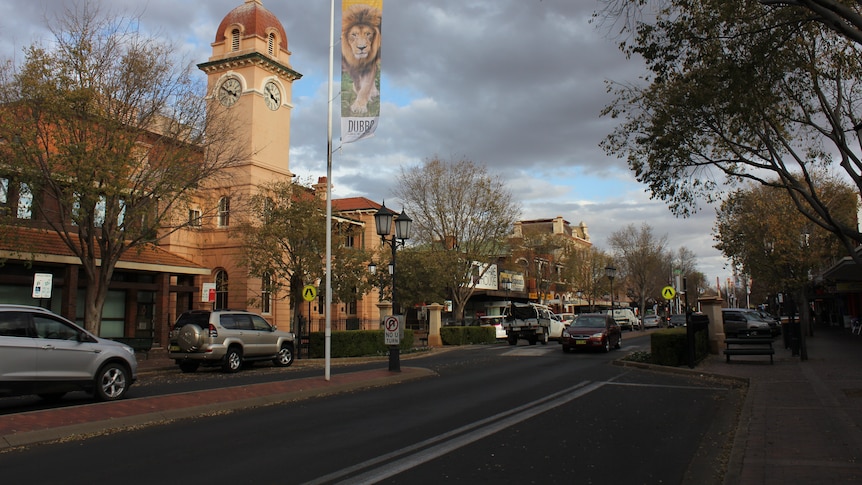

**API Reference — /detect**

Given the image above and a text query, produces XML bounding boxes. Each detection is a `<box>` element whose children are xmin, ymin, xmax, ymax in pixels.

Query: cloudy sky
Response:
<box><xmin>0</xmin><ymin>0</ymin><xmax>732</xmax><ymax>288</ymax></box>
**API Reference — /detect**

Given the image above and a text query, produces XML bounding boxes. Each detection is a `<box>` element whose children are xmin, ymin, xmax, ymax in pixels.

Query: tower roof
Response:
<box><xmin>216</xmin><ymin>0</ymin><xmax>287</xmax><ymax>51</ymax></box>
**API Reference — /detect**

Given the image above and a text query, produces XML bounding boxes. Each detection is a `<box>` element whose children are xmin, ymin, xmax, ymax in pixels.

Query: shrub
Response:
<box><xmin>650</xmin><ymin>327</ymin><xmax>709</xmax><ymax>366</ymax></box>
<box><xmin>439</xmin><ymin>326</ymin><xmax>496</xmax><ymax>345</ymax></box>
<box><xmin>306</xmin><ymin>329</ymin><xmax>414</xmax><ymax>358</ymax></box>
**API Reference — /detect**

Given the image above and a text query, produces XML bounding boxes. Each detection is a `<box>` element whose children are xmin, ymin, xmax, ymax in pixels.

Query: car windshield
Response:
<box><xmin>571</xmin><ymin>316</ymin><xmax>605</xmax><ymax>328</ymax></box>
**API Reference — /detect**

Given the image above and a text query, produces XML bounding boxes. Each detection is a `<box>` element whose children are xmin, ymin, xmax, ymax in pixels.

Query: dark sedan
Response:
<box><xmin>561</xmin><ymin>313</ymin><xmax>622</xmax><ymax>353</ymax></box>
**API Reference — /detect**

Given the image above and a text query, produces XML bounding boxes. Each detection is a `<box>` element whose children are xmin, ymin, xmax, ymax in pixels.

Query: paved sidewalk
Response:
<box><xmin>698</xmin><ymin>327</ymin><xmax>862</xmax><ymax>484</ymax></box>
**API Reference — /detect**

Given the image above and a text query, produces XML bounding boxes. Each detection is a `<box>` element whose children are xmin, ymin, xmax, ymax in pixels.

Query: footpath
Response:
<box><xmin>699</xmin><ymin>326</ymin><xmax>862</xmax><ymax>484</ymax></box>
<box><xmin>1</xmin><ymin>329</ymin><xmax>862</xmax><ymax>484</ymax></box>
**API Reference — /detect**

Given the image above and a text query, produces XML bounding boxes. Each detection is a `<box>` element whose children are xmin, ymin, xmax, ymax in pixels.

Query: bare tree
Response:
<box><xmin>0</xmin><ymin>4</ymin><xmax>244</xmax><ymax>334</ymax></box>
<box><xmin>395</xmin><ymin>156</ymin><xmax>520</xmax><ymax>322</ymax></box>
<box><xmin>608</xmin><ymin>224</ymin><xmax>668</xmax><ymax>327</ymax></box>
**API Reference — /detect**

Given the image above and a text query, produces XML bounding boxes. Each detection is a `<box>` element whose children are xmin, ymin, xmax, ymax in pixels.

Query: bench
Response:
<box><xmin>112</xmin><ymin>337</ymin><xmax>155</xmax><ymax>359</ymax></box>
<box><xmin>723</xmin><ymin>337</ymin><xmax>775</xmax><ymax>364</ymax></box>
<box><xmin>414</xmin><ymin>332</ymin><xmax>429</xmax><ymax>347</ymax></box>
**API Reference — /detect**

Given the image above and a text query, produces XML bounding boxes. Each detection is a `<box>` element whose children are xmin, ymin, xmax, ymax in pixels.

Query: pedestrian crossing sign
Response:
<box><xmin>662</xmin><ymin>286</ymin><xmax>676</xmax><ymax>300</ymax></box>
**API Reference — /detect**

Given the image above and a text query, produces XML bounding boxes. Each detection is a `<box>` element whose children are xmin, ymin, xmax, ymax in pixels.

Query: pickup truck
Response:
<box><xmin>503</xmin><ymin>302</ymin><xmax>551</xmax><ymax>345</ymax></box>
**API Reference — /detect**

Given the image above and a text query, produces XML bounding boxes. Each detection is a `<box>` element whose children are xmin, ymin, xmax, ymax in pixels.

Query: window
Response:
<box><xmin>215</xmin><ymin>270</ymin><xmax>229</xmax><ymax>309</ymax></box>
<box><xmin>33</xmin><ymin>315</ymin><xmax>79</xmax><ymax>340</ymax></box>
<box><xmin>218</xmin><ymin>197</ymin><xmax>230</xmax><ymax>227</ymax></box>
<box><xmin>0</xmin><ymin>179</ymin><xmax>36</xmax><ymax>220</ymax></box>
<box><xmin>93</xmin><ymin>195</ymin><xmax>106</xmax><ymax>227</ymax></box>
<box><xmin>251</xmin><ymin>314</ymin><xmax>271</xmax><ymax>331</ymax></box>
<box><xmin>231</xmin><ymin>28</ymin><xmax>240</xmax><ymax>51</ymax></box>
<box><xmin>262</xmin><ymin>198</ymin><xmax>274</xmax><ymax>224</ymax></box>
<box><xmin>0</xmin><ymin>312</ymin><xmax>32</xmax><ymax>337</ymax></box>
<box><xmin>189</xmin><ymin>209</ymin><xmax>202</xmax><ymax>227</ymax></box>
<box><xmin>261</xmin><ymin>272</ymin><xmax>272</xmax><ymax>314</ymax></box>
<box><xmin>268</xmin><ymin>33</ymin><xmax>276</xmax><ymax>56</ymax></box>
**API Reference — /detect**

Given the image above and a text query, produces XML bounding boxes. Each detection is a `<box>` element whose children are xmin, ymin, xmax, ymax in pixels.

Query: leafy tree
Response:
<box><xmin>392</xmin><ymin>246</ymin><xmax>452</xmax><ymax>307</ymax></box>
<box><xmin>599</xmin><ymin>0</ymin><xmax>862</xmax><ymax>264</ymax></box>
<box><xmin>395</xmin><ymin>157</ymin><xmax>520</xmax><ymax>322</ymax></box>
<box><xmin>237</xmin><ymin>181</ymin><xmax>373</xmax><ymax>331</ymax></box>
<box><xmin>715</xmin><ymin>178</ymin><xmax>855</xmax><ymax>304</ymax></box>
<box><xmin>0</xmin><ymin>5</ymin><xmax>243</xmax><ymax>334</ymax></box>
<box><xmin>608</xmin><ymin>223</ymin><xmax>668</xmax><ymax>327</ymax></box>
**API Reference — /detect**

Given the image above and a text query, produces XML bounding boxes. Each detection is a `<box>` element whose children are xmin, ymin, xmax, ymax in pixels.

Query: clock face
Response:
<box><xmin>264</xmin><ymin>81</ymin><xmax>281</xmax><ymax>110</ymax></box>
<box><xmin>218</xmin><ymin>77</ymin><xmax>241</xmax><ymax>107</ymax></box>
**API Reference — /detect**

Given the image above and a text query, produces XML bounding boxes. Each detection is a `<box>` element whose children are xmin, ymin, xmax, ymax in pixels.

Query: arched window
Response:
<box><xmin>267</xmin><ymin>33</ymin><xmax>276</xmax><ymax>56</ymax></box>
<box><xmin>261</xmin><ymin>272</ymin><xmax>272</xmax><ymax>314</ymax></box>
<box><xmin>218</xmin><ymin>196</ymin><xmax>230</xmax><ymax>227</ymax></box>
<box><xmin>215</xmin><ymin>270</ymin><xmax>229</xmax><ymax>309</ymax></box>
<box><xmin>231</xmin><ymin>29</ymin><xmax>240</xmax><ymax>51</ymax></box>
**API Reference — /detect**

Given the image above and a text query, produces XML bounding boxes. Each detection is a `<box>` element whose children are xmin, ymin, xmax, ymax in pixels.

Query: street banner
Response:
<box><xmin>341</xmin><ymin>0</ymin><xmax>382</xmax><ymax>143</ymax></box>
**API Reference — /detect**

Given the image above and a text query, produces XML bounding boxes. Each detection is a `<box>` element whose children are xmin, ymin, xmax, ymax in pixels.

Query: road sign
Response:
<box><xmin>302</xmin><ymin>285</ymin><xmax>317</xmax><ymax>302</ymax></box>
<box><xmin>384</xmin><ymin>315</ymin><xmax>401</xmax><ymax>345</ymax></box>
<box><xmin>662</xmin><ymin>285</ymin><xmax>677</xmax><ymax>300</ymax></box>
<box><xmin>33</xmin><ymin>273</ymin><xmax>53</xmax><ymax>299</ymax></box>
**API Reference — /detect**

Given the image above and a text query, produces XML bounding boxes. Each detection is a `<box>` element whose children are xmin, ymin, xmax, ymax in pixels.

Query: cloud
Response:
<box><xmin>0</xmin><ymin>0</ymin><xmax>731</xmax><ymax>286</ymax></box>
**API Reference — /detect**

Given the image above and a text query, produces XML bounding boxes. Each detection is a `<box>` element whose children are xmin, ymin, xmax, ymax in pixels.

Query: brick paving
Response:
<box><xmin>699</xmin><ymin>327</ymin><xmax>862</xmax><ymax>484</ymax></box>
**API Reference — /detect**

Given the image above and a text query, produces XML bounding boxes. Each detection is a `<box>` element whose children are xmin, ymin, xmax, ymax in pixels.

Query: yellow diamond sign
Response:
<box><xmin>662</xmin><ymin>286</ymin><xmax>676</xmax><ymax>300</ymax></box>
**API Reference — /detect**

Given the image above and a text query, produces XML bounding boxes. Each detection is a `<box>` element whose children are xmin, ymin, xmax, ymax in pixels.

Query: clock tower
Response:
<box><xmin>198</xmin><ymin>0</ymin><xmax>302</xmax><ymax>181</ymax></box>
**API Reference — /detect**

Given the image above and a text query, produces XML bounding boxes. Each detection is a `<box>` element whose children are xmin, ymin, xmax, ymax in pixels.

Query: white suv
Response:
<box><xmin>0</xmin><ymin>305</ymin><xmax>138</xmax><ymax>401</ymax></box>
<box><xmin>168</xmin><ymin>310</ymin><xmax>295</xmax><ymax>373</ymax></box>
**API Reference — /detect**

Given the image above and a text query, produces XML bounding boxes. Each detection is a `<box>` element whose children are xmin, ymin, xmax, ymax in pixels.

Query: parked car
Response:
<box><xmin>755</xmin><ymin>310</ymin><xmax>782</xmax><ymax>336</ymax></box>
<box><xmin>558</xmin><ymin>313</ymin><xmax>576</xmax><ymax>326</ymax></box>
<box><xmin>604</xmin><ymin>308</ymin><xmax>640</xmax><ymax>331</ymax></box>
<box><xmin>721</xmin><ymin>308</ymin><xmax>773</xmax><ymax>338</ymax></box>
<box><xmin>668</xmin><ymin>314</ymin><xmax>687</xmax><ymax>328</ymax></box>
<box><xmin>561</xmin><ymin>313</ymin><xmax>622</xmax><ymax>353</ymax></box>
<box><xmin>643</xmin><ymin>314</ymin><xmax>662</xmax><ymax>329</ymax></box>
<box><xmin>479</xmin><ymin>315</ymin><xmax>507</xmax><ymax>339</ymax></box>
<box><xmin>168</xmin><ymin>309</ymin><xmax>295</xmax><ymax>373</ymax></box>
<box><xmin>0</xmin><ymin>305</ymin><xmax>138</xmax><ymax>401</ymax></box>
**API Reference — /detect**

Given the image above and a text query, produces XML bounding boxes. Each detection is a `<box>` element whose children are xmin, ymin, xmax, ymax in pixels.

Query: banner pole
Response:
<box><xmin>324</xmin><ymin>0</ymin><xmax>335</xmax><ymax>381</ymax></box>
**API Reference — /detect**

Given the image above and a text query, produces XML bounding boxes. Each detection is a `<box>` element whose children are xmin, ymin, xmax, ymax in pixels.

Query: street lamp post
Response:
<box><xmin>605</xmin><ymin>265</ymin><xmax>617</xmax><ymax>317</ymax></box>
<box><xmin>374</xmin><ymin>203</ymin><xmax>412</xmax><ymax>372</ymax></box>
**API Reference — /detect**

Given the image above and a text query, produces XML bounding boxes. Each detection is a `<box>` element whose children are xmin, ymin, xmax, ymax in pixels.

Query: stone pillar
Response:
<box><xmin>699</xmin><ymin>296</ymin><xmax>724</xmax><ymax>354</ymax></box>
<box><xmin>427</xmin><ymin>303</ymin><xmax>443</xmax><ymax>347</ymax></box>
<box><xmin>376</xmin><ymin>301</ymin><xmax>393</xmax><ymax>323</ymax></box>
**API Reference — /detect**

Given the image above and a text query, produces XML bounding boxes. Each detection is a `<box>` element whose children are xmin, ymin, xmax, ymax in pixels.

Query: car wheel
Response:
<box><xmin>94</xmin><ymin>362</ymin><xmax>130</xmax><ymax>401</ymax></box>
<box><xmin>273</xmin><ymin>344</ymin><xmax>295</xmax><ymax>367</ymax></box>
<box><xmin>222</xmin><ymin>347</ymin><xmax>243</xmax><ymax>373</ymax></box>
<box><xmin>38</xmin><ymin>392</ymin><xmax>66</xmax><ymax>402</ymax></box>
<box><xmin>507</xmin><ymin>336</ymin><xmax>518</xmax><ymax>346</ymax></box>
<box><xmin>177</xmin><ymin>323</ymin><xmax>204</xmax><ymax>352</ymax></box>
<box><xmin>602</xmin><ymin>338</ymin><xmax>610</xmax><ymax>353</ymax></box>
<box><xmin>615</xmin><ymin>335</ymin><xmax>622</xmax><ymax>349</ymax></box>
<box><xmin>540</xmin><ymin>332</ymin><xmax>549</xmax><ymax>345</ymax></box>
<box><xmin>179</xmin><ymin>361</ymin><xmax>199</xmax><ymax>373</ymax></box>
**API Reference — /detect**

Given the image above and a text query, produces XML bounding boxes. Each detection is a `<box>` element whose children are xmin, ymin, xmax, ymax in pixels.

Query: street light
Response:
<box><xmin>374</xmin><ymin>203</ymin><xmax>412</xmax><ymax>372</ymax></box>
<box><xmin>605</xmin><ymin>266</ymin><xmax>617</xmax><ymax>316</ymax></box>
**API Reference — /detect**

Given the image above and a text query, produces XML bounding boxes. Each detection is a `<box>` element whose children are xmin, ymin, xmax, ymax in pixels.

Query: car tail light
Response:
<box><xmin>208</xmin><ymin>324</ymin><xmax>218</xmax><ymax>338</ymax></box>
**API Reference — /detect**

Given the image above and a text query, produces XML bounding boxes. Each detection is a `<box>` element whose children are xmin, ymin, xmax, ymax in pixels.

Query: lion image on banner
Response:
<box><xmin>342</xmin><ymin>4</ymin><xmax>381</xmax><ymax>115</ymax></box>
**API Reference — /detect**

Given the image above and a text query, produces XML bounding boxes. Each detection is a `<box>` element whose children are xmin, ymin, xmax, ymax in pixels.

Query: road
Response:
<box><xmin>0</xmin><ymin>332</ymin><xmax>742</xmax><ymax>484</ymax></box>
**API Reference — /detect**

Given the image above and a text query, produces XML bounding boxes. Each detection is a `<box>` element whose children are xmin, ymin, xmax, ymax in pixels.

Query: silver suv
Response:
<box><xmin>0</xmin><ymin>305</ymin><xmax>138</xmax><ymax>401</ymax></box>
<box><xmin>721</xmin><ymin>308</ymin><xmax>773</xmax><ymax>338</ymax></box>
<box><xmin>168</xmin><ymin>310</ymin><xmax>295</xmax><ymax>373</ymax></box>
